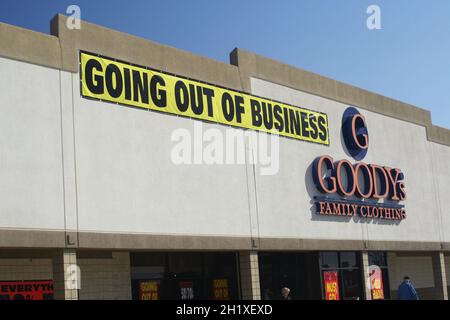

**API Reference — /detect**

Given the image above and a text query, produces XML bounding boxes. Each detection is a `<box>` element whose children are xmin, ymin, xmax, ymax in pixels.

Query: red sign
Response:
<box><xmin>323</xmin><ymin>271</ymin><xmax>340</xmax><ymax>300</ymax></box>
<box><xmin>139</xmin><ymin>280</ymin><xmax>160</xmax><ymax>300</ymax></box>
<box><xmin>369</xmin><ymin>267</ymin><xmax>385</xmax><ymax>300</ymax></box>
<box><xmin>213</xmin><ymin>279</ymin><xmax>230</xmax><ymax>300</ymax></box>
<box><xmin>0</xmin><ymin>280</ymin><xmax>53</xmax><ymax>300</ymax></box>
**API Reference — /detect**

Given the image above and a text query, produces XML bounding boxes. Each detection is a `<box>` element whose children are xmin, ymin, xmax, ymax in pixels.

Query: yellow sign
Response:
<box><xmin>213</xmin><ymin>279</ymin><xmax>230</xmax><ymax>300</ymax></box>
<box><xmin>80</xmin><ymin>51</ymin><xmax>329</xmax><ymax>145</ymax></box>
<box><xmin>139</xmin><ymin>281</ymin><xmax>159</xmax><ymax>300</ymax></box>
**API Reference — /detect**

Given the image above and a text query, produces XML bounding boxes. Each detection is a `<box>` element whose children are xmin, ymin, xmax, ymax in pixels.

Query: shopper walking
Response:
<box><xmin>397</xmin><ymin>276</ymin><xmax>419</xmax><ymax>300</ymax></box>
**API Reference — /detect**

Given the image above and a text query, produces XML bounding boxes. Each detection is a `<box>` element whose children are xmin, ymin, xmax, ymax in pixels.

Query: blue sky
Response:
<box><xmin>1</xmin><ymin>0</ymin><xmax>449</xmax><ymax>129</ymax></box>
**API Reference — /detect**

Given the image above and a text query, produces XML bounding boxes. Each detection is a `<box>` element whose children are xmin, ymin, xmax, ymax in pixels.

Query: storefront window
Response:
<box><xmin>321</xmin><ymin>252</ymin><xmax>339</xmax><ymax>269</ymax></box>
<box><xmin>341</xmin><ymin>269</ymin><xmax>362</xmax><ymax>299</ymax></box>
<box><xmin>340</xmin><ymin>252</ymin><xmax>358</xmax><ymax>268</ymax></box>
<box><xmin>368</xmin><ymin>252</ymin><xmax>387</xmax><ymax>267</ymax></box>
<box><xmin>259</xmin><ymin>252</ymin><xmax>322</xmax><ymax>300</ymax></box>
<box><xmin>167</xmin><ymin>253</ymin><xmax>203</xmax><ymax>278</ymax></box>
<box><xmin>130</xmin><ymin>252</ymin><xmax>239</xmax><ymax>300</ymax></box>
<box><xmin>320</xmin><ymin>251</ymin><xmax>363</xmax><ymax>300</ymax></box>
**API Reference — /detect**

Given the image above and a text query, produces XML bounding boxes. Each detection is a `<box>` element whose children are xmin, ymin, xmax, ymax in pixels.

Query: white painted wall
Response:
<box><xmin>250</xmin><ymin>78</ymin><xmax>448</xmax><ymax>243</ymax></box>
<box><xmin>0</xmin><ymin>57</ymin><xmax>65</xmax><ymax>231</ymax></box>
<box><xmin>71</xmin><ymin>72</ymin><xmax>254</xmax><ymax>237</ymax></box>
<box><xmin>431</xmin><ymin>143</ymin><xmax>450</xmax><ymax>244</ymax></box>
<box><xmin>0</xmin><ymin>56</ymin><xmax>449</xmax><ymax>245</ymax></box>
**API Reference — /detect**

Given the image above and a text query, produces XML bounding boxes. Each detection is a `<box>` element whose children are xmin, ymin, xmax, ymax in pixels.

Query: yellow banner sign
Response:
<box><xmin>80</xmin><ymin>51</ymin><xmax>329</xmax><ymax>145</ymax></box>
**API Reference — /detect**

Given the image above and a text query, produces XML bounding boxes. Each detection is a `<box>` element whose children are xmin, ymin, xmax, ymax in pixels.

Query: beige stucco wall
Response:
<box><xmin>78</xmin><ymin>252</ymin><xmax>131</xmax><ymax>300</ymax></box>
<box><xmin>0</xmin><ymin>259</ymin><xmax>53</xmax><ymax>281</ymax></box>
<box><xmin>387</xmin><ymin>254</ymin><xmax>434</xmax><ymax>289</ymax></box>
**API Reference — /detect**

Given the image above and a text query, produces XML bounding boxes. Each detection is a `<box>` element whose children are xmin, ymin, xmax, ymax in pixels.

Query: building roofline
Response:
<box><xmin>0</xmin><ymin>14</ymin><xmax>448</xmax><ymax>146</ymax></box>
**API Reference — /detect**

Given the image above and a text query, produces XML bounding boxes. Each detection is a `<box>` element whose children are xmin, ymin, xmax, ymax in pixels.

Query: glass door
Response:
<box><xmin>320</xmin><ymin>251</ymin><xmax>363</xmax><ymax>300</ymax></box>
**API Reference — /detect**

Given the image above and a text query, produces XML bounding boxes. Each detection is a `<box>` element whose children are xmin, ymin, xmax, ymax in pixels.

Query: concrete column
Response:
<box><xmin>239</xmin><ymin>251</ymin><xmax>261</xmax><ymax>300</ymax></box>
<box><xmin>386</xmin><ymin>252</ymin><xmax>397</xmax><ymax>300</ymax></box>
<box><xmin>431</xmin><ymin>252</ymin><xmax>448</xmax><ymax>300</ymax></box>
<box><xmin>361</xmin><ymin>251</ymin><xmax>372</xmax><ymax>300</ymax></box>
<box><xmin>52</xmin><ymin>249</ymin><xmax>78</xmax><ymax>300</ymax></box>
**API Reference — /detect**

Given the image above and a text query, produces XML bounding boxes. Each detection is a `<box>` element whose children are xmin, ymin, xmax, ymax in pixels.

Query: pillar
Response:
<box><xmin>239</xmin><ymin>251</ymin><xmax>261</xmax><ymax>300</ymax></box>
<box><xmin>52</xmin><ymin>249</ymin><xmax>79</xmax><ymax>300</ymax></box>
<box><xmin>431</xmin><ymin>252</ymin><xmax>448</xmax><ymax>300</ymax></box>
<box><xmin>361</xmin><ymin>251</ymin><xmax>372</xmax><ymax>300</ymax></box>
<box><xmin>386</xmin><ymin>252</ymin><xmax>397</xmax><ymax>299</ymax></box>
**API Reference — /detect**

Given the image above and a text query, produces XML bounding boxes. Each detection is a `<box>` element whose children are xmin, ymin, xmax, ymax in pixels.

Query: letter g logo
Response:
<box><xmin>342</xmin><ymin>107</ymin><xmax>369</xmax><ymax>160</ymax></box>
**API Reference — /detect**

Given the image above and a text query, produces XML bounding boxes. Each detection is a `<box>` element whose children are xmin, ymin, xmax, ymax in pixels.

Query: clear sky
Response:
<box><xmin>1</xmin><ymin>0</ymin><xmax>449</xmax><ymax>129</ymax></box>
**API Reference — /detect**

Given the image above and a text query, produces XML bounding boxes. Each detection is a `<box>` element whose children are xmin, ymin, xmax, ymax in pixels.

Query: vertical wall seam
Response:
<box><xmin>71</xmin><ymin>72</ymin><xmax>80</xmax><ymax>246</ymax></box>
<box><xmin>244</xmin><ymin>143</ymin><xmax>255</xmax><ymax>248</ymax></box>
<box><xmin>56</xmin><ymin>24</ymin><xmax>79</xmax><ymax>247</ymax></box>
<box><xmin>237</xmin><ymin>53</ymin><xmax>260</xmax><ymax>248</ymax></box>
<box><xmin>251</xmin><ymin>149</ymin><xmax>261</xmax><ymax>247</ymax></box>
<box><xmin>58</xmin><ymin>69</ymin><xmax>67</xmax><ymax>243</ymax></box>
<box><xmin>55</xmin><ymin>26</ymin><xmax>68</xmax><ymax>247</ymax></box>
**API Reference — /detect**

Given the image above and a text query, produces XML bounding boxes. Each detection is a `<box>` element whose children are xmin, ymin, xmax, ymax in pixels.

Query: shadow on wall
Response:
<box><xmin>304</xmin><ymin>162</ymin><xmax>401</xmax><ymax>226</ymax></box>
<box><xmin>339</xmin><ymin>128</ymin><xmax>354</xmax><ymax>159</ymax></box>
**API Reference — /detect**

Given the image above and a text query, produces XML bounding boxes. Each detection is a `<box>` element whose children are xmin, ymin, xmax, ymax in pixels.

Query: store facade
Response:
<box><xmin>0</xmin><ymin>15</ymin><xmax>449</xmax><ymax>300</ymax></box>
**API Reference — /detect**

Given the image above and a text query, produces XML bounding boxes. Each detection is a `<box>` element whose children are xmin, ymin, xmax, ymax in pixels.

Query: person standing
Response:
<box><xmin>397</xmin><ymin>276</ymin><xmax>419</xmax><ymax>300</ymax></box>
<box><xmin>281</xmin><ymin>287</ymin><xmax>292</xmax><ymax>300</ymax></box>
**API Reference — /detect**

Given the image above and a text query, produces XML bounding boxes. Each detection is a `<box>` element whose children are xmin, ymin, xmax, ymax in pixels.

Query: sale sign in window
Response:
<box><xmin>323</xmin><ymin>271</ymin><xmax>340</xmax><ymax>300</ymax></box>
<box><xmin>139</xmin><ymin>280</ymin><xmax>160</xmax><ymax>300</ymax></box>
<box><xmin>213</xmin><ymin>279</ymin><xmax>230</xmax><ymax>300</ymax></box>
<box><xmin>180</xmin><ymin>281</ymin><xmax>194</xmax><ymax>300</ymax></box>
<box><xmin>369</xmin><ymin>266</ymin><xmax>385</xmax><ymax>300</ymax></box>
